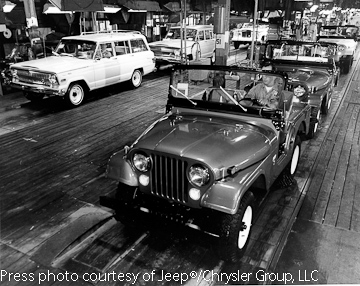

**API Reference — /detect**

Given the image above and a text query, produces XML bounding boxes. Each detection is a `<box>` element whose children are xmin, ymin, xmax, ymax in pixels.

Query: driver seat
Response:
<box><xmin>208</xmin><ymin>88</ymin><xmax>228</xmax><ymax>103</ymax></box>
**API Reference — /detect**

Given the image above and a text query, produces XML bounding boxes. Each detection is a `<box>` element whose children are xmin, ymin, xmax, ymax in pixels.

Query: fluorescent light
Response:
<box><xmin>103</xmin><ymin>5</ymin><xmax>121</xmax><ymax>13</ymax></box>
<box><xmin>3</xmin><ymin>1</ymin><xmax>16</xmax><ymax>13</ymax></box>
<box><xmin>43</xmin><ymin>3</ymin><xmax>72</xmax><ymax>14</ymax></box>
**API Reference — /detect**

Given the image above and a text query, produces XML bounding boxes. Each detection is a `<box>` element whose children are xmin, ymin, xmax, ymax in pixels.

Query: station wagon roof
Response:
<box><xmin>61</xmin><ymin>30</ymin><xmax>144</xmax><ymax>43</ymax></box>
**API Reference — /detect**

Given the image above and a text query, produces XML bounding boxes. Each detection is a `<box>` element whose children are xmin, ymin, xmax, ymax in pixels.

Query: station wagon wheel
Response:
<box><xmin>65</xmin><ymin>82</ymin><xmax>85</xmax><ymax>107</ymax></box>
<box><xmin>131</xmin><ymin>69</ymin><xmax>142</xmax><ymax>88</ymax></box>
<box><xmin>288</xmin><ymin>135</ymin><xmax>301</xmax><ymax>176</ymax></box>
<box><xmin>216</xmin><ymin>191</ymin><xmax>255</xmax><ymax>263</ymax></box>
<box><xmin>307</xmin><ymin>108</ymin><xmax>321</xmax><ymax>139</ymax></box>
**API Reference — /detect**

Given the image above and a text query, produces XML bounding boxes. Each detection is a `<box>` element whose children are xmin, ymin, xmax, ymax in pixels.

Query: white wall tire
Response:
<box><xmin>65</xmin><ymin>83</ymin><xmax>85</xmax><ymax>107</ymax></box>
<box><xmin>131</xmin><ymin>69</ymin><xmax>142</xmax><ymax>88</ymax></box>
<box><xmin>288</xmin><ymin>136</ymin><xmax>301</xmax><ymax>176</ymax></box>
<box><xmin>216</xmin><ymin>191</ymin><xmax>255</xmax><ymax>263</ymax></box>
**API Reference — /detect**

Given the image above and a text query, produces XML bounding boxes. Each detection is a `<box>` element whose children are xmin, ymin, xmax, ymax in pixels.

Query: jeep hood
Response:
<box><xmin>11</xmin><ymin>56</ymin><xmax>91</xmax><ymax>73</ymax></box>
<box><xmin>287</xmin><ymin>68</ymin><xmax>331</xmax><ymax>90</ymax></box>
<box><xmin>149</xmin><ymin>39</ymin><xmax>194</xmax><ymax>50</ymax></box>
<box><xmin>134</xmin><ymin>114</ymin><xmax>274</xmax><ymax>174</ymax></box>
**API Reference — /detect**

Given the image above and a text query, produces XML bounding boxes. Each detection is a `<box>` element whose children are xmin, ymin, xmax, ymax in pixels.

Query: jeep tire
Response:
<box><xmin>233</xmin><ymin>41</ymin><xmax>240</xmax><ymax>49</ymax></box>
<box><xmin>217</xmin><ymin>191</ymin><xmax>255</xmax><ymax>263</ymax></box>
<box><xmin>131</xmin><ymin>69</ymin><xmax>142</xmax><ymax>88</ymax></box>
<box><xmin>65</xmin><ymin>82</ymin><xmax>85</xmax><ymax>107</ymax></box>
<box><xmin>114</xmin><ymin>183</ymin><xmax>139</xmax><ymax>227</ymax></box>
<box><xmin>342</xmin><ymin>55</ymin><xmax>353</xmax><ymax>74</ymax></box>
<box><xmin>287</xmin><ymin>135</ymin><xmax>301</xmax><ymax>176</ymax></box>
<box><xmin>307</xmin><ymin>108</ymin><xmax>321</xmax><ymax>139</ymax></box>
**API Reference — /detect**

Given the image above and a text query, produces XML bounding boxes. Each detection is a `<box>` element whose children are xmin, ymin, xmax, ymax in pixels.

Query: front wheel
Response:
<box><xmin>65</xmin><ymin>83</ymin><xmax>85</xmax><ymax>107</ymax></box>
<box><xmin>130</xmin><ymin>69</ymin><xmax>142</xmax><ymax>88</ymax></box>
<box><xmin>216</xmin><ymin>191</ymin><xmax>255</xmax><ymax>263</ymax></box>
<box><xmin>114</xmin><ymin>183</ymin><xmax>139</xmax><ymax>227</ymax></box>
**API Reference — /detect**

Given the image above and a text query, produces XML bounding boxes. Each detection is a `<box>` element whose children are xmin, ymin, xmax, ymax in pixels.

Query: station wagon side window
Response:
<box><xmin>130</xmin><ymin>39</ymin><xmax>148</xmax><ymax>53</ymax></box>
<box><xmin>114</xmin><ymin>40</ymin><xmax>130</xmax><ymax>55</ymax></box>
<box><xmin>95</xmin><ymin>42</ymin><xmax>114</xmax><ymax>58</ymax></box>
<box><xmin>205</xmin><ymin>30</ymin><xmax>211</xmax><ymax>40</ymax></box>
<box><xmin>198</xmin><ymin>30</ymin><xmax>205</xmax><ymax>41</ymax></box>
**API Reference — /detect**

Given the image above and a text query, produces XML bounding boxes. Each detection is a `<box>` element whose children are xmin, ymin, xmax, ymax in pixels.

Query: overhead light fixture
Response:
<box><xmin>2</xmin><ymin>1</ymin><xmax>16</xmax><ymax>13</ymax></box>
<box><xmin>103</xmin><ymin>5</ymin><xmax>121</xmax><ymax>13</ymax></box>
<box><xmin>43</xmin><ymin>3</ymin><xmax>72</xmax><ymax>14</ymax></box>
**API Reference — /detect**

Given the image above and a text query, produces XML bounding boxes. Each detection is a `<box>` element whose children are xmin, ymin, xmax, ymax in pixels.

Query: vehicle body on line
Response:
<box><xmin>149</xmin><ymin>25</ymin><xmax>216</xmax><ymax>68</ymax></box>
<box><xmin>231</xmin><ymin>23</ymin><xmax>269</xmax><ymax>49</ymax></box>
<box><xmin>262</xmin><ymin>40</ymin><xmax>339</xmax><ymax>138</ymax></box>
<box><xmin>100</xmin><ymin>64</ymin><xmax>311</xmax><ymax>262</ymax></box>
<box><xmin>318</xmin><ymin>25</ymin><xmax>359</xmax><ymax>74</ymax></box>
<box><xmin>10</xmin><ymin>30</ymin><xmax>155</xmax><ymax>107</ymax></box>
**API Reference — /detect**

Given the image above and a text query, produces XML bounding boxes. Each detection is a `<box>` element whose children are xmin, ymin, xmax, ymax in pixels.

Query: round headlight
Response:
<box><xmin>293</xmin><ymin>85</ymin><xmax>306</xmax><ymax>97</ymax></box>
<box><xmin>189</xmin><ymin>165</ymin><xmax>210</xmax><ymax>187</ymax></box>
<box><xmin>133</xmin><ymin>153</ymin><xmax>150</xmax><ymax>172</ymax></box>
<box><xmin>338</xmin><ymin>45</ymin><xmax>346</xmax><ymax>51</ymax></box>
<box><xmin>49</xmin><ymin>74</ymin><xmax>58</xmax><ymax>85</ymax></box>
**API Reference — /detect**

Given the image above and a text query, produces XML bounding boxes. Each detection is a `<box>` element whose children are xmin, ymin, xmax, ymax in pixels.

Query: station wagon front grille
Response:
<box><xmin>15</xmin><ymin>69</ymin><xmax>50</xmax><ymax>85</ymax></box>
<box><xmin>150</xmin><ymin>154</ymin><xmax>189</xmax><ymax>203</ymax></box>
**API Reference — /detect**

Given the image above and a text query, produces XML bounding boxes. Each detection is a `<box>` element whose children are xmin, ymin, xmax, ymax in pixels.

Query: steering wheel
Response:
<box><xmin>239</xmin><ymin>98</ymin><xmax>261</xmax><ymax>107</ymax></box>
<box><xmin>239</xmin><ymin>98</ymin><xmax>274</xmax><ymax>113</ymax></box>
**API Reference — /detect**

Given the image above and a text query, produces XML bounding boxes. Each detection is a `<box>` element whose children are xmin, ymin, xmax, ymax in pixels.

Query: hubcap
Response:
<box><xmin>290</xmin><ymin>145</ymin><xmax>300</xmax><ymax>175</ymax></box>
<box><xmin>327</xmin><ymin>98</ymin><xmax>332</xmax><ymax>110</ymax></box>
<box><xmin>238</xmin><ymin>206</ymin><xmax>252</xmax><ymax>249</ymax></box>
<box><xmin>314</xmin><ymin>110</ymin><xmax>321</xmax><ymax>133</ymax></box>
<box><xmin>69</xmin><ymin>85</ymin><xmax>83</xmax><ymax>105</ymax></box>
<box><xmin>132</xmin><ymin>71</ymin><xmax>141</xmax><ymax>87</ymax></box>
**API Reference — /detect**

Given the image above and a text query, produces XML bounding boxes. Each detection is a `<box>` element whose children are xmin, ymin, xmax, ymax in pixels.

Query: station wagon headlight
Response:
<box><xmin>293</xmin><ymin>85</ymin><xmax>306</xmax><ymax>97</ymax></box>
<box><xmin>49</xmin><ymin>74</ymin><xmax>58</xmax><ymax>85</ymax></box>
<box><xmin>338</xmin><ymin>45</ymin><xmax>346</xmax><ymax>51</ymax></box>
<box><xmin>133</xmin><ymin>153</ymin><xmax>150</xmax><ymax>172</ymax></box>
<box><xmin>189</xmin><ymin>165</ymin><xmax>210</xmax><ymax>187</ymax></box>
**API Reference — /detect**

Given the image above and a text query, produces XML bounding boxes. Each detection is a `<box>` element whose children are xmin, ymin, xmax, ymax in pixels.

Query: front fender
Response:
<box><xmin>106</xmin><ymin>149</ymin><xmax>138</xmax><ymax>186</ymax></box>
<box><xmin>201</xmin><ymin>162</ymin><xmax>265</xmax><ymax>214</ymax></box>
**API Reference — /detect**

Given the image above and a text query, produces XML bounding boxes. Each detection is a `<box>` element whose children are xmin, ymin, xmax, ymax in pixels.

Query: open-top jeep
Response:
<box><xmin>100</xmin><ymin>65</ymin><xmax>311</xmax><ymax>262</ymax></box>
<box><xmin>262</xmin><ymin>40</ymin><xmax>339</xmax><ymax>138</ymax></box>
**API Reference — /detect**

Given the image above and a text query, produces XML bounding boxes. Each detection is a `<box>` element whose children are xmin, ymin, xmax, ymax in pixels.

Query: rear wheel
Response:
<box><xmin>216</xmin><ymin>191</ymin><xmax>255</xmax><ymax>263</ymax></box>
<box><xmin>307</xmin><ymin>107</ymin><xmax>321</xmax><ymax>139</ymax></box>
<box><xmin>130</xmin><ymin>69</ymin><xmax>142</xmax><ymax>88</ymax></box>
<box><xmin>234</xmin><ymin>42</ymin><xmax>240</xmax><ymax>49</ymax></box>
<box><xmin>65</xmin><ymin>82</ymin><xmax>85</xmax><ymax>107</ymax></box>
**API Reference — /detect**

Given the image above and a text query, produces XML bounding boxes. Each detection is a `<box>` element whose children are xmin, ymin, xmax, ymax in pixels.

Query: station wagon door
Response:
<box><xmin>202</xmin><ymin>29</ymin><xmax>215</xmax><ymax>57</ymax></box>
<box><xmin>114</xmin><ymin>40</ymin><xmax>133</xmax><ymax>82</ymax></box>
<box><xmin>93</xmin><ymin>42</ymin><xmax>120</xmax><ymax>87</ymax></box>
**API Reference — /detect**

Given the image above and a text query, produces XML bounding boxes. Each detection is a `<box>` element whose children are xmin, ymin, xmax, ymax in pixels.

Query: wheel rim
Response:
<box><xmin>211</xmin><ymin>51</ymin><xmax>216</xmax><ymax>63</ymax></box>
<box><xmin>290</xmin><ymin>144</ymin><xmax>300</xmax><ymax>175</ymax></box>
<box><xmin>132</xmin><ymin>70</ymin><xmax>142</xmax><ymax>87</ymax></box>
<box><xmin>238</xmin><ymin>206</ymin><xmax>252</xmax><ymax>249</ymax></box>
<box><xmin>69</xmin><ymin>85</ymin><xmax>84</xmax><ymax>105</ymax></box>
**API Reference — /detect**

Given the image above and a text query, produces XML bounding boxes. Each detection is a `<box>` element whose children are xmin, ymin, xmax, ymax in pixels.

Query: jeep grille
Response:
<box><xmin>14</xmin><ymin>69</ymin><xmax>51</xmax><ymax>86</ymax></box>
<box><xmin>150</xmin><ymin>153</ymin><xmax>189</xmax><ymax>203</ymax></box>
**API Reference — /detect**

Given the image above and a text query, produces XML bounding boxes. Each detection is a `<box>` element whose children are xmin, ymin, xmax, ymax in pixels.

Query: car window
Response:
<box><xmin>205</xmin><ymin>30</ymin><xmax>211</xmax><ymax>40</ymax></box>
<box><xmin>56</xmin><ymin>40</ymin><xmax>96</xmax><ymax>59</ymax></box>
<box><xmin>114</xmin><ymin>40</ymin><xmax>130</xmax><ymax>55</ymax></box>
<box><xmin>130</xmin><ymin>39</ymin><xmax>148</xmax><ymax>53</ymax></box>
<box><xmin>198</xmin><ymin>30</ymin><xmax>205</xmax><ymax>41</ymax></box>
<box><xmin>95</xmin><ymin>42</ymin><xmax>114</xmax><ymax>58</ymax></box>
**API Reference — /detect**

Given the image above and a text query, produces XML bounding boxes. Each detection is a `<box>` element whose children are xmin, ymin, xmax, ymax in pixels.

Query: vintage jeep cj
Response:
<box><xmin>100</xmin><ymin>65</ymin><xmax>311</xmax><ymax>262</ymax></box>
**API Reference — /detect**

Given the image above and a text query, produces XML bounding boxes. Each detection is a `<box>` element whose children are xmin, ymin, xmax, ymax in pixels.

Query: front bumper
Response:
<box><xmin>11</xmin><ymin>82</ymin><xmax>66</xmax><ymax>96</ymax></box>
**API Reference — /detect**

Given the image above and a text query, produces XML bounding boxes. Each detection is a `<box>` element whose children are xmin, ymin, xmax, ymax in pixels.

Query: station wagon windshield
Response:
<box><xmin>165</xmin><ymin>28</ymin><xmax>198</xmax><ymax>40</ymax></box>
<box><xmin>55</xmin><ymin>40</ymin><xmax>97</xmax><ymax>59</ymax></box>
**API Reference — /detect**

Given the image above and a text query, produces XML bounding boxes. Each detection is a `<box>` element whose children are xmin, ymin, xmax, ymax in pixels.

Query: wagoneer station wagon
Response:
<box><xmin>10</xmin><ymin>30</ymin><xmax>156</xmax><ymax>107</ymax></box>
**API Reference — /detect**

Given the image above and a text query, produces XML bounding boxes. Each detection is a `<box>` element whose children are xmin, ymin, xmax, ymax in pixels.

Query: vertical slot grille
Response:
<box><xmin>150</xmin><ymin>154</ymin><xmax>188</xmax><ymax>203</ymax></box>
